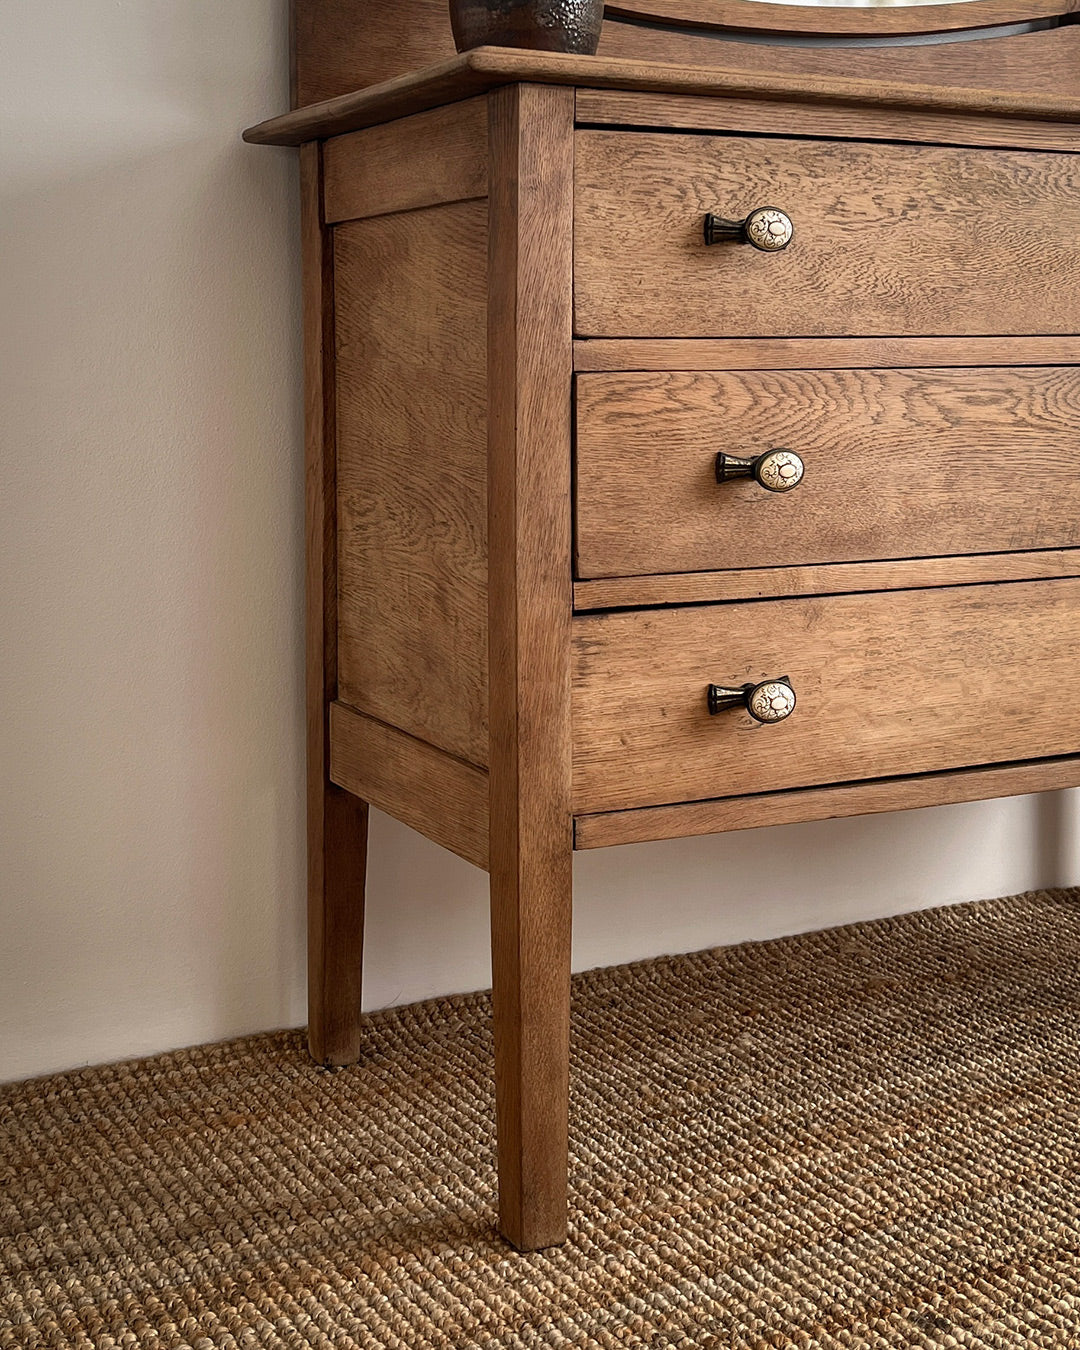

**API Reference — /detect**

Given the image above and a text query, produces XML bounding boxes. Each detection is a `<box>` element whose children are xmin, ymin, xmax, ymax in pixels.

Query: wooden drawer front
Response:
<box><xmin>575</xmin><ymin>367</ymin><xmax>1080</xmax><ymax>578</ymax></box>
<box><xmin>574</xmin><ymin>132</ymin><xmax>1080</xmax><ymax>339</ymax></box>
<box><xmin>572</xmin><ymin>579</ymin><xmax>1080</xmax><ymax>814</ymax></box>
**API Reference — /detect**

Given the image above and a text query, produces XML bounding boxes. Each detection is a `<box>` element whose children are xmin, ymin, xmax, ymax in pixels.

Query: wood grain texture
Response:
<box><xmin>487</xmin><ymin>84</ymin><xmax>576</xmax><ymax>1253</ymax></box>
<box><xmin>292</xmin><ymin>0</ymin><xmax>453</xmax><ymax>107</ymax></box>
<box><xmin>575</xmin><ymin>368</ymin><xmax>1080</xmax><ymax>578</ymax></box>
<box><xmin>324</xmin><ymin>97</ymin><xmax>488</xmax><ymax>224</ymax></box>
<box><xmin>242</xmin><ymin>48</ymin><xmax>1080</xmax><ymax>146</ymax></box>
<box><xmin>575</xmin><ymin>132</ymin><xmax>1080</xmax><ymax>339</ymax></box>
<box><xmin>301</xmin><ymin>143</ymin><xmax>369</xmax><ymax>1069</ymax></box>
<box><xmin>607</xmin><ymin>0</ymin><xmax>1080</xmax><ymax>36</ymax></box>
<box><xmin>574</xmin><ymin>755</ymin><xmax>1080</xmax><ymax>849</ymax></box>
<box><xmin>286</xmin><ymin>0</ymin><xmax>1080</xmax><ymax>108</ymax></box>
<box><xmin>573</xmin><ymin>336</ymin><xmax>1080</xmax><ymax>372</ymax></box>
<box><xmin>596</xmin><ymin>17</ymin><xmax>1080</xmax><ymax>102</ymax></box>
<box><xmin>329</xmin><ymin>703</ymin><xmax>489</xmax><ymax>869</ymax></box>
<box><xmin>575</xmin><ymin>88</ymin><xmax>1080</xmax><ymax>153</ymax></box>
<box><xmin>335</xmin><ymin>201</ymin><xmax>489</xmax><ymax>769</ymax></box>
<box><xmin>572</xmin><ymin>578</ymin><xmax>1080</xmax><ymax>814</ymax></box>
<box><xmin>573</xmin><ymin>550</ymin><xmax>1080</xmax><ymax>610</ymax></box>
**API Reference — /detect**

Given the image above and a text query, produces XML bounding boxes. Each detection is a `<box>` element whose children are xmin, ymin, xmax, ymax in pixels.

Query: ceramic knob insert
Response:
<box><xmin>708</xmin><ymin>678</ymin><xmax>797</xmax><ymax>725</ymax></box>
<box><xmin>715</xmin><ymin>448</ymin><xmax>805</xmax><ymax>494</ymax></box>
<box><xmin>704</xmin><ymin>207</ymin><xmax>795</xmax><ymax>252</ymax></box>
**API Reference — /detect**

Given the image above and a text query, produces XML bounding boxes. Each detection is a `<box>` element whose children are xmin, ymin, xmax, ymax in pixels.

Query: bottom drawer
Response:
<box><xmin>572</xmin><ymin>578</ymin><xmax>1080</xmax><ymax>815</ymax></box>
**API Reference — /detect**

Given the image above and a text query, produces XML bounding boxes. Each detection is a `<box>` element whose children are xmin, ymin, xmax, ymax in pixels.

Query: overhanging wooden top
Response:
<box><xmin>242</xmin><ymin>47</ymin><xmax>1080</xmax><ymax>147</ymax></box>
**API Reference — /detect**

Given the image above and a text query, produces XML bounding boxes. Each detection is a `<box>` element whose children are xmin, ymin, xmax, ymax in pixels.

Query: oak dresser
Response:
<box><xmin>245</xmin><ymin>0</ymin><xmax>1080</xmax><ymax>1249</ymax></box>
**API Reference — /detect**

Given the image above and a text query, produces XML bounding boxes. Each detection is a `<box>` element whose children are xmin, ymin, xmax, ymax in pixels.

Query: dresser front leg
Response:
<box><xmin>486</xmin><ymin>82</ymin><xmax>576</xmax><ymax>1251</ymax></box>
<box><xmin>490</xmin><ymin>826</ymin><xmax>573</xmax><ymax>1251</ymax></box>
<box><xmin>307</xmin><ymin>783</ymin><xmax>368</xmax><ymax>1067</ymax></box>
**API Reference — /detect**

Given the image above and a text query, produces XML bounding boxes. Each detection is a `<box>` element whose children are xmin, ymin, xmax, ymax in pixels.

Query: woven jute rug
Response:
<box><xmin>3</xmin><ymin>889</ymin><xmax>1080</xmax><ymax>1349</ymax></box>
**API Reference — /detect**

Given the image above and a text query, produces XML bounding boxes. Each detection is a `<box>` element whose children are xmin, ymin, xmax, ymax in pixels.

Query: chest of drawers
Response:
<box><xmin>246</xmin><ymin>0</ymin><xmax>1080</xmax><ymax>1250</ymax></box>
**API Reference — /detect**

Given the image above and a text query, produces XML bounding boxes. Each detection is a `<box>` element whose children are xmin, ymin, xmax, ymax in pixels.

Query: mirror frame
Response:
<box><xmin>606</xmin><ymin>0</ymin><xmax>1078</xmax><ymax>36</ymax></box>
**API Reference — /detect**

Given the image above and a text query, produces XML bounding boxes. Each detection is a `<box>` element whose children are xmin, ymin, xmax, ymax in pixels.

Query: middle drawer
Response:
<box><xmin>575</xmin><ymin>367</ymin><xmax>1080</xmax><ymax>578</ymax></box>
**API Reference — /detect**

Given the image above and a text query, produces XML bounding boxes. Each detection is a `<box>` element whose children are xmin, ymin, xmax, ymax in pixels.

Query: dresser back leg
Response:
<box><xmin>302</xmin><ymin>140</ymin><xmax>368</xmax><ymax>1067</ymax></box>
<box><xmin>308</xmin><ymin>787</ymin><xmax>368</xmax><ymax>1065</ymax></box>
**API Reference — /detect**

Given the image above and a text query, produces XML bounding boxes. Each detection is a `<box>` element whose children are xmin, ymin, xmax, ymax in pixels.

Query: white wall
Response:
<box><xmin>2</xmin><ymin>1</ymin><xmax>1077</xmax><ymax>1084</ymax></box>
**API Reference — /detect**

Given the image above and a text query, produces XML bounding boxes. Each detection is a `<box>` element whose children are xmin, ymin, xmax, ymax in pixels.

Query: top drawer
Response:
<box><xmin>574</xmin><ymin>132</ymin><xmax>1080</xmax><ymax>339</ymax></box>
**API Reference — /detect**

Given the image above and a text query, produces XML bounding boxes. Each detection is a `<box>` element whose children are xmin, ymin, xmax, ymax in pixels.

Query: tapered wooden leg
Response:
<box><xmin>308</xmin><ymin>785</ymin><xmax>368</xmax><ymax>1066</ymax></box>
<box><xmin>487</xmin><ymin>83</ymin><xmax>576</xmax><ymax>1250</ymax></box>
<box><xmin>301</xmin><ymin>139</ymin><xmax>366</xmax><ymax>1065</ymax></box>
<box><xmin>490</xmin><ymin>819</ymin><xmax>573</xmax><ymax>1250</ymax></box>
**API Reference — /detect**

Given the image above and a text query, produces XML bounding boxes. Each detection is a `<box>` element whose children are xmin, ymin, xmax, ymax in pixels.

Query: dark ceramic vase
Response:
<box><xmin>449</xmin><ymin>0</ymin><xmax>604</xmax><ymax>55</ymax></box>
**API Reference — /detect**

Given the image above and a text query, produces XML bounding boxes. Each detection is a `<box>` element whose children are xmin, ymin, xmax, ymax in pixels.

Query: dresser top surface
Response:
<box><xmin>242</xmin><ymin>44</ymin><xmax>1080</xmax><ymax>147</ymax></box>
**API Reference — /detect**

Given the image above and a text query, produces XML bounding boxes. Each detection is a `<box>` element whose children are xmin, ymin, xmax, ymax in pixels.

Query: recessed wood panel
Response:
<box><xmin>574</xmin><ymin>133</ymin><xmax>1080</xmax><ymax>339</ymax></box>
<box><xmin>335</xmin><ymin>200</ymin><xmax>488</xmax><ymax>766</ymax></box>
<box><xmin>575</xmin><ymin>367</ymin><xmax>1080</xmax><ymax>578</ymax></box>
<box><xmin>572</xmin><ymin>579</ymin><xmax>1080</xmax><ymax>813</ymax></box>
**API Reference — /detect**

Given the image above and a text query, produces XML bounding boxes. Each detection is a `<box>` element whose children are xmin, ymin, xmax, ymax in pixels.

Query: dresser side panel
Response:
<box><xmin>335</xmin><ymin>200</ymin><xmax>489</xmax><ymax>767</ymax></box>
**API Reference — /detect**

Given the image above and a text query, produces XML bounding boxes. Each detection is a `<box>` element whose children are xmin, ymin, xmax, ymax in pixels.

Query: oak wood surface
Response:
<box><xmin>487</xmin><ymin>84</ymin><xmax>576</xmax><ymax>1253</ymax></box>
<box><xmin>292</xmin><ymin>0</ymin><xmax>452</xmax><ymax>108</ymax></box>
<box><xmin>575</xmin><ymin>132</ymin><xmax>1080</xmax><ymax>339</ymax></box>
<box><xmin>597</xmin><ymin>23</ymin><xmax>1080</xmax><ymax>103</ymax></box>
<box><xmin>574</xmin><ymin>756</ymin><xmax>1080</xmax><ymax>849</ymax></box>
<box><xmin>287</xmin><ymin>0</ymin><xmax>1080</xmax><ymax>108</ymax></box>
<box><xmin>575</xmin><ymin>368</ymin><xmax>1080</xmax><ymax>578</ymax></box>
<box><xmin>572</xmin><ymin>578</ymin><xmax>1080</xmax><ymax>813</ymax></box>
<box><xmin>334</xmin><ymin>201</ymin><xmax>489</xmax><ymax>769</ymax></box>
<box><xmin>573</xmin><ymin>549</ymin><xmax>1080</xmax><ymax>610</ymax></box>
<box><xmin>301</xmin><ymin>143</ymin><xmax>369</xmax><ymax>1068</ymax></box>
<box><xmin>329</xmin><ymin>703</ymin><xmax>489</xmax><ymax>869</ymax></box>
<box><xmin>608</xmin><ymin>0</ymin><xmax>1079</xmax><ymax>35</ymax></box>
<box><xmin>243</xmin><ymin>49</ymin><xmax>1080</xmax><ymax>146</ymax></box>
<box><xmin>573</xmin><ymin>336</ymin><xmax>1080</xmax><ymax>372</ymax></box>
<box><xmin>323</xmin><ymin>97</ymin><xmax>488</xmax><ymax>224</ymax></box>
<box><xmin>575</xmin><ymin>87</ymin><xmax>1080</xmax><ymax>152</ymax></box>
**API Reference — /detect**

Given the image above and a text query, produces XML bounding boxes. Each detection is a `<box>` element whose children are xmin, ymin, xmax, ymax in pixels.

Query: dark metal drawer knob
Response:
<box><xmin>708</xmin><ymin>677</ymin><xmax>796</xmax><ymax>725</ymax></box>
<box><xmin>704</xmin><ymin>207</ymin><xmax>794</xmax><ymax>252</ymax></box>
<box><xmin>716</xmin><ymin>448</ymin><xmax>805</xmax><ymax>494</ymax></box>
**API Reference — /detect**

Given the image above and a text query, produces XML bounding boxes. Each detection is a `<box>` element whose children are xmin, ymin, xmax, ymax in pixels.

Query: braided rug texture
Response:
<box><xmin>3</xmin><ymin>889</ymin><xmax>1080</xmax><ymax>1349</ymax></box>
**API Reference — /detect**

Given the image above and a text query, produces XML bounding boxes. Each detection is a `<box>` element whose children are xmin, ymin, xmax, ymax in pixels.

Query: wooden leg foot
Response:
<box><xmin>490</xmin><ymin>837</ymin><xmax>573</xmax><ymax>1251</ymax></box>
<box><xmin>307</xmin><ymin>784</ymin><xmax>368</xmax><ymax>1066</ymax></box>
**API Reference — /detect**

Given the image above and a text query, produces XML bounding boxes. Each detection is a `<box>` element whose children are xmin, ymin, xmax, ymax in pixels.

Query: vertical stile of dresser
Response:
<box><xmin>568</xmin><ymin>89</ymin><xmax>1080</xmax><ymax>849</ymax></box>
